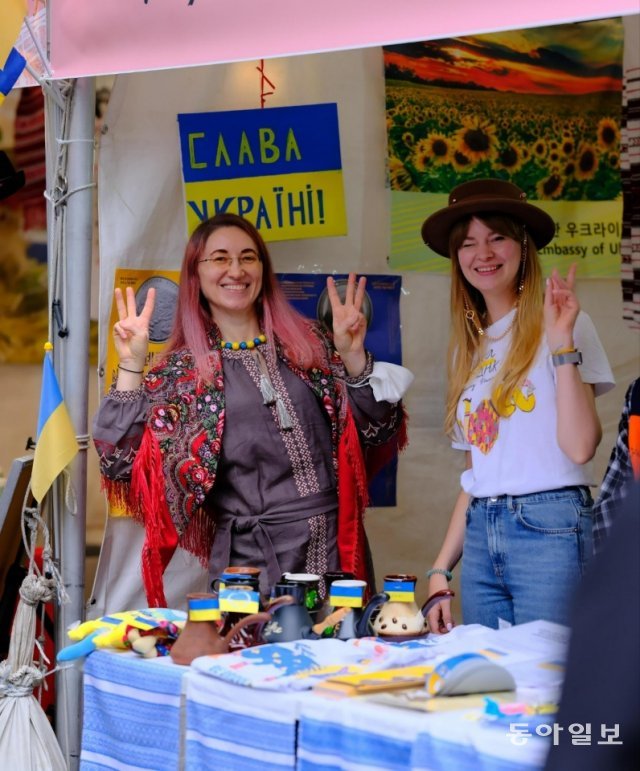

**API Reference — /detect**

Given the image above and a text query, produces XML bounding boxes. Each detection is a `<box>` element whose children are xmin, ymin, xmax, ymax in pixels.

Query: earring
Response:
<box><xmin>518</xmin><ymin>231</ymin><xmax>528</xmax><ymax>295</ymax></box>
<box><xmin>463</xmin><ymin>294</ymin><xmax>484</xmax><ymax>337</ymax></box>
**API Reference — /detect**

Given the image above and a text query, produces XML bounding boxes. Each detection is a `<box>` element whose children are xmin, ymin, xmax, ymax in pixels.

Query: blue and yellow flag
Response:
<box><xmin>31</xmin><ymin>343</ymin><xmax>79</xmax><ymax>503</ymax></box>
<box><xmin>0</xmin><ymin>47</ymin><xmax>27</xmax><ymax>104</ymax></box>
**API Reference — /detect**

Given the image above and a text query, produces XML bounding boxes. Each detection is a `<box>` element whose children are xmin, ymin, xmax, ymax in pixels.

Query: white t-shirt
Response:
<box><xmin>452</xmin><ymin>309</ymin><xmax>615</xmax><ymax>497</ymax></box>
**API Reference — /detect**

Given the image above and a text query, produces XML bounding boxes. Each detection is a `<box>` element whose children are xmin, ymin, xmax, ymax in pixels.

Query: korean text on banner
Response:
<box><xmin>31</xmin><ymin>345</ymin><xmax>79</xmax><ymax>503</ymax></box>
<box><xmin>177</xmin><ymin>103</ymin><xmax>347</xmax><ymax>241</ymax></box>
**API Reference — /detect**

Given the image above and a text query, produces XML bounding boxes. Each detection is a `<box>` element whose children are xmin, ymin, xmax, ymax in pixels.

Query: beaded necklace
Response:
<box><xmin>480</xmin><ymin>312</ymin><xmax>516</xmax><ymax>343</ymax></box>
<box><xmin>220</xmin><ymin>333</ymin><xmax>267</xmax><ymax>351</ymax></box>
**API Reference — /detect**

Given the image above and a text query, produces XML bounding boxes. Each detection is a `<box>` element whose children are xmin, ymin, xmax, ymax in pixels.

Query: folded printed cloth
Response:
<box><xmin>189</xmin><ymin>636</ymin><xmax>437</xmax><ymax>690</ymax></box>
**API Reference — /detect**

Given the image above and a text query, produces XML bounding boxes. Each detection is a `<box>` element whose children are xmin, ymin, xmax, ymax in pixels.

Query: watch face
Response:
<box><xmin>316</xmin><ymin>279</ymin><xmax>373</xmax><ymax>331</ymax></box>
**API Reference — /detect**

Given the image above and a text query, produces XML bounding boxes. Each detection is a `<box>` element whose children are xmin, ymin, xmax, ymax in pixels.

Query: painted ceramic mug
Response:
<box><xmin>280</xmin><ymin>572</ymin><xmax>322</xmax><ymax>614</ymax></box>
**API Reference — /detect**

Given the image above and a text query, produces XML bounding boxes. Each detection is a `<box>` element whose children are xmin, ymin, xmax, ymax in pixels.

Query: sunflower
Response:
<box><xmin>532</xmin><ymin>139</ymin><xmax>548</xmax><ymax>160</ymax></box>
<box><xmin>420</xmin><ymin>133</ymin><xmax>453</xmax><ymax>165</ymax></box>
<box><xmin>453</xmin><ymin>116</ymin><xmax>499</xmax><ymax>162</ymax></box>
<box><xmin>388</xmin><ymin>157</ymin><xmax>415</xmax><ymax>191</ymax></box>
<box><xmin>536</xmin><ymin>173</ymin><xmax>564</xmax><ymax>200</ymax></box>
<box><xmin>450</xmin><ymin>148</ymin><xmax>475</xmax><ymax>173</ymax></box>
<box><xmin>597</xmin><ymin>118</ymin><xmax>620</xmax><ymax>151</ymax></box>
<box><xmin>412</xmin><ymin>139</ymin><xmax>432</xmax><ymax>172</ymax></box>
<box><xmin>575</xmin><ymin>142</ymin><xmax>598</xmax><ymax>181</ymax></box>
<box><xmin>561</xmin><ymin>138</ymin><xmax>575</xmax><ymax>157</ymax></box>
<box><xmin>562</xmin><ymin>160</ymin><xmax>576</xmax><ymax>178</ymax></box>
<box><xmin>607</xmin><ymin>152</ymin><xmax>620</xmax><ymax>169</ymax></box>
<box><xmin>495</xmin><ymin>142</ymin><xmax>524</xmax><ymax>173</ymax></box>
<box><xmin>402</xmin><ymin>131</ymin><xmax>416</xmax><ymax>147</ymax></box>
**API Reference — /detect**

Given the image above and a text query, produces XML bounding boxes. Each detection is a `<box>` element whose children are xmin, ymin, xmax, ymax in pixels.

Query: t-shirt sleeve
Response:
<box><xmin>573</xmin><ymin>311</ymin><xmax>616</xmax><ymax>397</ymax></box>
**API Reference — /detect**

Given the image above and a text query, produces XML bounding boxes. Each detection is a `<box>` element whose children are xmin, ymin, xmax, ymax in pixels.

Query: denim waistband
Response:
<box><xmin>473</xmin><ymin>486</ymin><xmax>592</xmax><ymax>507</ymax></box>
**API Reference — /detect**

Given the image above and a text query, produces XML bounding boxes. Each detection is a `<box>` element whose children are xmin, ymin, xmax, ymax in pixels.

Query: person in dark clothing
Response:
<box><xmin>544</xmin><ymin>481</ymin><xmax>640</xmax><ymax>770</ymax></box>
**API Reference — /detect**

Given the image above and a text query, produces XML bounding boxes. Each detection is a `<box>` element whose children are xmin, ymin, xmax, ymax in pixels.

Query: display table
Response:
<box><xmin>79</xmin><ymin>621</ymin><xmax>567</xmax><ymax>770</ymax></box>
<box><xmin>296</xmin><ymin>693</ymin><xmax>550</xmax><ymax>770</ymax></box>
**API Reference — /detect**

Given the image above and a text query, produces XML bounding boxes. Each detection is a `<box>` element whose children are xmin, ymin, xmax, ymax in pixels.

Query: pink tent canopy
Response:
<box><xmin>48</xmin><ymin>0</ymin><xmax>638</xmax><ymax>79</ymax></box>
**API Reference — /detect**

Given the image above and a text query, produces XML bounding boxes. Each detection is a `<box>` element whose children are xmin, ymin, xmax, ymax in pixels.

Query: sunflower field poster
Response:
<box><xmin>385</xmin><ymin>18</ymin><xmax>623</xmax><ymax>276</ymax></box>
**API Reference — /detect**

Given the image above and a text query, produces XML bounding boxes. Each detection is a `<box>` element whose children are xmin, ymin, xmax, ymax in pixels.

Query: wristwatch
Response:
<box><xmin>551</xmin><ymin>350</ymin><xmax>583</xmax><ymax>367</ymax></box>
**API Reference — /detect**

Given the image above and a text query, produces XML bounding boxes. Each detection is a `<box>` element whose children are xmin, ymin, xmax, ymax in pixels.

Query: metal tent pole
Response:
<box><xmin>44</xmin><ymin>75</ymin><xmax>95</xmax><ymax>770</ymax></box>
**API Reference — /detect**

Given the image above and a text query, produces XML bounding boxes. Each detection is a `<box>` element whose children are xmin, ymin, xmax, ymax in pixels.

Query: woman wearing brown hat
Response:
<box><xmin>421</xmin><ymin>179</ymin><xmax>614</xmax><ymax>632</ymax></box>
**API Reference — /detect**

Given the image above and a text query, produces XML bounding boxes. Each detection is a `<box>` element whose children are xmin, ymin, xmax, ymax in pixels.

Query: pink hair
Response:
<box><xmin>162</xmin><ymin>213</ymin><xmax>327</xmax><ymax>380</ymax></box>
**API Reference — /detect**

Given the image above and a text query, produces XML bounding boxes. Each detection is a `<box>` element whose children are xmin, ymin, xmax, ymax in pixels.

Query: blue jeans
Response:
<box><xmin>461</xmin><ymin>487</ymin><xmax>593</xmax><ymax>628</ymax></box>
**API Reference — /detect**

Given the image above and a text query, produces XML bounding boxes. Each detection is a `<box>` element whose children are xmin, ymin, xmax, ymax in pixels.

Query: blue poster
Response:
<box><xmin>278</xmin><ymin>273</ymin><xmax>403</xmax><ymax>506</ymax></box>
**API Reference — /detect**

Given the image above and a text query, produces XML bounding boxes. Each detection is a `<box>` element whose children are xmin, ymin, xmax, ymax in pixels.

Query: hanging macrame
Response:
<box><xmin>0</xmin><ymin>496</ymin><xmax>68</xmax><ymax>771</ymax></box>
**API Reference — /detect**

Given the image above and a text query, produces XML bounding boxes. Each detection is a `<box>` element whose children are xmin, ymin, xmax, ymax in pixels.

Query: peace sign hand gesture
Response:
<box><xmin>326</xmin><ymin>273</ymin><xmax>368</xmax><ymax>377</ymax></box>
<box><xmin>113</xmin><ymin>286</ymin><xmax>156</xmax><ymax>371</ymax></box>
<box><xmin>544</xmin><ymin>263</ymin><xmax>580</xmax><ymax>352</ymax></box>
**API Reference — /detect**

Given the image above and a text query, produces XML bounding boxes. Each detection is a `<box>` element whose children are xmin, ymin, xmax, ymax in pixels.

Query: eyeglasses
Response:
<box><xmin>198</xmin><ymin>254</ymin><xmax>261</xmax><ymax>269</ymax></box>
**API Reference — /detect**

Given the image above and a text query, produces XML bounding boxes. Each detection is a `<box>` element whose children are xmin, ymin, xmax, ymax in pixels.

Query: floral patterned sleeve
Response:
<box><xmin>343</xmin><ymin>351</ymin><xmax>405</xmax><ymax>447</ymax></box>
<box><xmin>92</xmin><ymin>387</ymin><xmax>149</xmax><ymax>480</ymax></box>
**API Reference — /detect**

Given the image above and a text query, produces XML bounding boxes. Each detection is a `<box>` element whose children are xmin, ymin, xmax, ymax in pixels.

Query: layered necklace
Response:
<box><xmin>220</xmin><ymin>332</ymin><xmax>293</xmax><ymax>430</ymax></box>
<box><xmin>465</xmin><ymin>302</ymin><xmax>517</xmax><ymax>343</ymax></box>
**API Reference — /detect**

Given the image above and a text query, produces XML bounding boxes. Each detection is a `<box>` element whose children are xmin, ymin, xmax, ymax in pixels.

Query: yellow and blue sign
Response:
<box><xmin>383</xmin><ymin>578</ymin><xmax>416</xmax><ymax>603</ymax></box>
<box><xmin>188</xmin><ymin>596</ymin><xmax>221</xmax><ymax>622</ymax></box>
<box><xmin>177</xmin><ymin>103</ymin><xmax>347</xmax><ymax>241</ymax></box>
<box><xmin>219</xmin><ymin>588</ymin><xmax>261</xmax><ymax>614</ymax></box>
<box><xmin>329</xmin><ymin>584</ymin><xmax>365</xmax><ymax>609</ymax></box>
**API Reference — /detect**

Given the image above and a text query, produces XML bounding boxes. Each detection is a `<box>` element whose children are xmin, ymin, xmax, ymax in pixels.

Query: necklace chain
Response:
<box><xmin>481</xmin><ymin>316</ymin><xmax>515</xmax><ymax>343</ymax></box>
<box><xmin>464</xmin><ymin>307</ymin><xmax>516</xmax><ymax>343</ymax></box>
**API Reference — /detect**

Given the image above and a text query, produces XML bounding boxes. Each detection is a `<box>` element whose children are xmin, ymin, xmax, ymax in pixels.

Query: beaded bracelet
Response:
<box><xmin>118</xmin><ymin>364</ymin><xmax>144</xmax><ymax>374</ymax></box>
<box><xmin>426</xmin><ymin>568</ymin><xmax>453</xmax><ymax>582</ymax></box>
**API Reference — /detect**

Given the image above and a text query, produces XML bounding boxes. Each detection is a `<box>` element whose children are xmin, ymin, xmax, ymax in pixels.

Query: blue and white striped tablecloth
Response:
<box><xmin>80</xmin><ymin>650</ymin><xmax>187</xmax><ymax>770</ymax></box>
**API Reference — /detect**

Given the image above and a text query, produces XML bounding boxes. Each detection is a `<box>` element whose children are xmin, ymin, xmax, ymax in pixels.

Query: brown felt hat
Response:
<box><xmin>421</xmin><ymin>178</ymin><xmax>555</xmax><ymax>257</ymax></box>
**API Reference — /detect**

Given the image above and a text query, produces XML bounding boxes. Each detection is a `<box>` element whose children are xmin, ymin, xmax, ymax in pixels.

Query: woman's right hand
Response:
<box><xmin>426</xmin><ymin>575</ymin><xmax>455</xmax><ymax>634</ymax></box>
<box><xmin>113</xmin><ymin>286</ymin><xmax>156</xmax><ymax>369</ymax></box>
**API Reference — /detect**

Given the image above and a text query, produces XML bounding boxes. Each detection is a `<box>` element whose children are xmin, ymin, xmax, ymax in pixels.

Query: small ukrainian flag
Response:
<box><xmin>329</xmin><ymin>584</ymin><xmax>364</xmax><ymax>608</ymax></box>
<box><xmin>31</xmin><ymin>343</ymin><xmax>79</xmax><ymax>503</ymax></box>
<box><xmin>383</xmin><ymin>578</ymin><xmax>416</xmax><ymax>603</ymax></box>
<box><xmin>219</xmin><ymin>588</ymin><xmax>260</xmax><ymax>614</ymax></box>
<box><xmin>188</xmin><ymin>596</ymin><xmax>221</xmax><ymax>622</ymax></box>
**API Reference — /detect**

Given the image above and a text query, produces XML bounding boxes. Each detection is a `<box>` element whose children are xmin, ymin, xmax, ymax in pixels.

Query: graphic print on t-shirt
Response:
<box><xmin>458</xmin><ymin>346</ymin><xmax>537</xmax><ymax>455</ymax></box>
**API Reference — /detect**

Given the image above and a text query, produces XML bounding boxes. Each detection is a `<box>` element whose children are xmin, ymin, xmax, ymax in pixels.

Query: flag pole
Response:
<box><xmin>44</xmin><ymin>75</ymin><xmax>95</xmax><ymax>770</ymax></box>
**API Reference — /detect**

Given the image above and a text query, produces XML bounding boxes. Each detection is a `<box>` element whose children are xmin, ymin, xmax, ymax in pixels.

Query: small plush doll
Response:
<box><xmin>124</xmin><ymin>620</ymin><xmax>184</xmax><ymax>658</ymax></box>
<box><xmin>57</xmin><ymin>608</ymin><xmax>186</xmax><ymax>661</ymax></box>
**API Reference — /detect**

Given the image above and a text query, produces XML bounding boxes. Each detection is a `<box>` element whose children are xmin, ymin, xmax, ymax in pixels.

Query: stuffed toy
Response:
<box><xmin>57</xmin><ymin>608</ymin><xmax>186</xmax><ymax>661</ymax></box>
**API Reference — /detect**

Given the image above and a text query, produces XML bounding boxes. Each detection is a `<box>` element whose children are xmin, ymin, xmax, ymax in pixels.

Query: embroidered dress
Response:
<box><xmin>94</xmin><ymin>333</ymin><xmax>405</xmax><ymax>606</ymax></box>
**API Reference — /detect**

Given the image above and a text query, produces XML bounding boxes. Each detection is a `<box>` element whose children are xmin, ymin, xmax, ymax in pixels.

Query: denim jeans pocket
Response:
<box><xmin>514</xmin><ymin>496</ymin><xmax>581</xmax><ymax>534</ymax></box>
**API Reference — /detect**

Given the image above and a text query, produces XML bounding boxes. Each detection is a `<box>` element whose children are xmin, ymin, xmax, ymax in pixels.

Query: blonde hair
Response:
<box><xmin>444</xmin><ymin>214</ymin><xmax>544</xmax><ymax>437</ymax></box>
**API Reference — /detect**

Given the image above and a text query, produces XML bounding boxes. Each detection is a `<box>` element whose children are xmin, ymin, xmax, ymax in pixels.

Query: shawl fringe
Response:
<box><xmin>337</xmin><ymin>407</ymin><xmax>370</xmax><ymax>587</ymax></box>
<box><xmin>129</xmin><ymin>426</ymin><xmax>179</xmax><ymax>607</ymax></box>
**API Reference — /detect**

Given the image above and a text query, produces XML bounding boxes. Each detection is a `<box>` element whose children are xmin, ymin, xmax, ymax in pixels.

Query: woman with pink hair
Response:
<box><xmin>93</xmin><ymin>213</ymin><xmax>409</xmax><ymax>607</ymax></box>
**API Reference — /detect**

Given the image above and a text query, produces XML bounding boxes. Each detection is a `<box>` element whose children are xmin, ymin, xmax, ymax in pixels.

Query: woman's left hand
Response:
<box><xmin>326</xmin><ymin>273</ymin><xmax>368</xmax><ymax>375</ymax></box>
<box><xmin>544</xmin><ymin>263</ymin><xmax>580</xmax><ymax>351</ymax></box>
